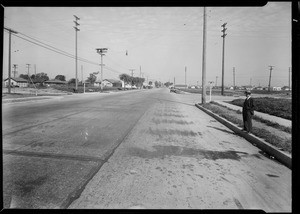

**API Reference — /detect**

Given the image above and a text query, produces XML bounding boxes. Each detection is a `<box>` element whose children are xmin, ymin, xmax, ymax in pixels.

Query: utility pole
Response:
<box><xmin>13</xmin><ymin>64</ymin><xmax>18</xmax><ymax>78</ymax></box>
<box><xmin>4</xmin><ymin>27</ymin><xmax>18</xmax><ymax>94</ymax></box>
<box><xmin>268</xmin><ymin>66</ymin><xmax>274</xmax><ymax>92</ymax></box>
<box><xmin>26</xmin><ymin>64</ymin><xmax>37</xmax><ymax>94</ymax></box>
<box><xmin>185</xmin><ymin>66</ymin><xmax>187</xmax><ymax>88</ymax></box>
<box><xmin>74</xmin><ymin>15</ymin><xmax>80</xmax><ymax>91</ymax></box>
<box><xmin>233</xmin><ymin>67</ymin><xmax>235</xmax><ymax>89</ymax></box>
<box><xmin>140</xmin><ymin>66</ymin><xmax>141</xmax><ymax>78</ymax></box>
<box><xmin>129</xmin><ymin>69</ymin><xmax>135</xmax><ymax>87</ymax></box>
<box><xmin>221</xmin><ymin>22</ymin><xmax>227</xmax><ymax>96</ymax></box>
<box><xmin>81</xmin><ymin>65</ymin><xmax>83</xmax><ymax>85</ymax></box>
<box><xmin>288</xmin><ymin>67</ymin><xmax>291</xmax><ymax>91</ymax></box>
<box><xmin>208</xmin><ymin>81</ymin><xmax>214</xmax><ymax>102</ymax></box>
<box><xmin>174</xmin><ymin>77</ymin><xmax>175</xmax><ymax>88</ymax></box>
<box><xmin>26</xmin><ymin>64</ymin><xmax>30</xmax><ymax>82</ymax></box>
<box><xmin>34</xmin><ymin>64</ymin><xmax>36</xmax><ymax>75</ymax></box>
<box><xmin>201</xmin><ymin>7</ymin><xmax>207</xmax><ymax>104</ymax></box>
<box><xmin>215</xmin><ymin>76</ymin><xmax>218</xmax><ymax>87</ymax></box>
<box><xmin>140</xmin><ymin>66</ymin><xmax>142</xmax><ymax>89</ymax></box>
<box><xmin>96</xmin><ymin>48</ymin><xmax>108</xmax><ymax>92</ymax></box>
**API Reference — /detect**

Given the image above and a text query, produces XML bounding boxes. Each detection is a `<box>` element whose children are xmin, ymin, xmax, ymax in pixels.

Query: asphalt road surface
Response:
<box><xmin>2</xmin><ymin>88</ymin><xmax>291</xmax><ymax>211</ymax></box>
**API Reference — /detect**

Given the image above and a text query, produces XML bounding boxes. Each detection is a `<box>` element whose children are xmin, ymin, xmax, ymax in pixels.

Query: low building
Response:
<box><xmin>241</xmin><ymin>85</ymin><xmax>254</xmax><ymax>91</ymax></box>
<box><xmin>4</xmin><ymin>77</ymin><xmax>28</xmax><ymax>87</ymax></box>
<box><xmin>174</xmin><ymin>84</ymin><xmax>187</xmax><ymax>89</ymax></box>
<box><xmin>254</xmin><ymin>86</ymin><xmax>263</xmax><ymax>90</ymax></box>
<box><xmin>272</xmin><ymin>86</ymin><xmax>282</xmax><ymax>91</ymax></box>
<box><xmin>44</xmin><ymin>79</ymin><xmax>67</xmax><ymax>86</ymax></box>
<box><xmin>103</xmin><ymin>79</ymin><xmax>122</xmax><ymax>87</ymax></box>
<box><xmin>94</xmin><ymin>81</ymin><xmax>101</xmax><ymax>87</ymax></box>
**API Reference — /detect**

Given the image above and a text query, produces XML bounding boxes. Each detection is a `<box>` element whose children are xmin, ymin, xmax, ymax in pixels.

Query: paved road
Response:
<box><xmin>2</xmin><ymin>89</ymin><xmax>156</xmax><ymax>208</ymax></box>
<box><xmin>2</xmin><ymin>89</ymin><xmax>291</xmax><ymax>211</ymax></box>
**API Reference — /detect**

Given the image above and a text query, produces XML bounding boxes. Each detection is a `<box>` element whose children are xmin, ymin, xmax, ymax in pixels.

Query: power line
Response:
<box><xmin>5</xmin><ymin>29</ymin><xmax>126</xmax><ymax>77</ymax></box>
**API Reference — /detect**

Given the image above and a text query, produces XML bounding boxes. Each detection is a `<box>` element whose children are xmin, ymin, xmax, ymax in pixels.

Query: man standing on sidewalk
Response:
<box><xmin>242</xmin><ymin>90</ymin><xmax>255</xmax><ymax>133</ymax></box>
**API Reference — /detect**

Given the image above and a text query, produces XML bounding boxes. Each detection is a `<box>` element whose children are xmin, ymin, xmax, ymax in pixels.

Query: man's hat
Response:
<box><xmin>245</xmin><ymin>90</ymin><xmax>251</xmax><ymax>94</ymax></box>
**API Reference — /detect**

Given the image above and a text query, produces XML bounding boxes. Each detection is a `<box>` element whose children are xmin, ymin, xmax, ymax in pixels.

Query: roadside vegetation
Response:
<box><xmin>201</xmin><ymin>102</ymin><xmax>291</xmax><ymax>154</ymax></box>
<box><xmin>229</xmin><ymin>97</ymin><xmax>292</xmax><ymax>120</ymax></box>
<box><xmin>212</xmin><ymin>101</ymin><xmax>291</xmax><ymax>134</ymax></box>
<box><xmin>51</xmin><ymin>85</ymin><xmax>122</xmax><ymax>93</ymax></box>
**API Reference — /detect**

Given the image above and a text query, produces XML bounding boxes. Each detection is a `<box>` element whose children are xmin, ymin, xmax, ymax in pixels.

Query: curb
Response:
<box><xmin>195</xmin><ymin>103</ymin><xmax>292</xmax><ymax>169</ymax></box>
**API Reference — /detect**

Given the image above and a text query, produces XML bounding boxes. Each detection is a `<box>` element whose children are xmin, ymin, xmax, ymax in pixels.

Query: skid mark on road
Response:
<box><xmin>154</xmin><ymin>113</ymin><xmax>186</xmax><ymax>118</ymax></box>
<box><xmin>266</xmin><ymin>174</ymin><xmax>279</xmax><ymax>178</ymax></box>
<box><xmin>151</xmin><ymin>118</ymin><xmax>194</xmax><ymax>125</ymax></box>
<box><xmin>126</xmin><ymin>145</ymin><xmax>249</xmax><ymax>161</ymax></box>
<box><xmin>14</xmin><ymin>175</ymin><xmax>48</xmax><ymax>197</ymax></box>
<box><xmin>148</xmin><ymin>128</ymin><xmax>199</xmax><ymax>137</ymax></box>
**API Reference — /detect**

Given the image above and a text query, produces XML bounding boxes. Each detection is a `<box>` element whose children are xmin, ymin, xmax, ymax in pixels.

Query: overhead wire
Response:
<box><xmin>5</xmin><ymin>27</ymin><xmax>127</xmax><ymax>75</ymax></box>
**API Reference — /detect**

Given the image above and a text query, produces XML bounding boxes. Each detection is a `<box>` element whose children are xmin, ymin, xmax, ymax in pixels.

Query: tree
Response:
<box><xmin>119</xmin><ymin>73</ymin><xmax>131</xmax><ymax>84</ymax></box>
<box><xmin>149</xmin><ymin>81</ymin><xmax>153</xmax><ymax>85</ymax></box>
<box><xmin>55</xmin><ymin>75</ymin><xmax>66</xmax><ymax>81</ymax></box>
<box><xmin>68</xmin><ymin>78</ymin><xmax>79</xmax><ymax>85</ymax></box>
<box><xmin>19</xmin><ymin>74</ymin><xmax>29</xmax><ymax>80</ymax></box>
<box><xmin>34</xmin><ymin>72</ymin><xmax>49</xmax><ymax>83</ymax></box>
<box><xmin>86</xmin><ymin>73</ymin><xmax>97</xmax><ymax>84</ymax></box>
<box><xmin>164</xmin><ymin>82</ymin><xmax>173</xmax><ymax>87</ymax></box>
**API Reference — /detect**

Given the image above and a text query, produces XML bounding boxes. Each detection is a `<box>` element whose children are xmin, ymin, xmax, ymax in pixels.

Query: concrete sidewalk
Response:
<box><xmin>213</xmin><ymin>100</ymin><xmax>291</xmax><ymax>128</ymax></box>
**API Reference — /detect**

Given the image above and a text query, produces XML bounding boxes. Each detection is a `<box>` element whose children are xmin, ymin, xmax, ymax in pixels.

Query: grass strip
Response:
<box><xmin>228</xmin><ymin>97</ymin><xmax>291</xmax><ymax>120</ymax></box>
<box><xmin>202</xmin><ymin>103</ymin><xmax>291</xmax><ymax>153</ymax></box>
<box><xmin>211</xmin><ymin>101</ymin><xmax>291</xmax><ymax>134</ymax></box>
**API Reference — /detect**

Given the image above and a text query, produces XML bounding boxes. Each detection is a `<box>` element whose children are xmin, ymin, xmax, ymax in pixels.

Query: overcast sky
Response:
<box><xmin>3</xmin><ymin>3</ymin><xmax>291</xmax><ymax>87</ymax></box>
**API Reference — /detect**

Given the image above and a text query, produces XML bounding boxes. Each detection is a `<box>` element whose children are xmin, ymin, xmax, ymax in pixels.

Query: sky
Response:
<box><xmin>2</xmin><ymin>3</ymin><xmax>292</xmax><ymax>87</ymax></box>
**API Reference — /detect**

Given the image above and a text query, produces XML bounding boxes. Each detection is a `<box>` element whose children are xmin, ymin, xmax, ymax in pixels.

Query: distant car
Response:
<box><xmin>170</xmin><ymin>87</ymin><xmax>176</xmax><ymax>93</ymax></box>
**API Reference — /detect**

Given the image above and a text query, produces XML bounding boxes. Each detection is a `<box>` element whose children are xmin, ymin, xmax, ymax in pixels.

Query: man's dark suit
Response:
<box><xmin>242</xmin><ymin>97</ymin><xmax>254</xmax><ymax>132</ymax></box>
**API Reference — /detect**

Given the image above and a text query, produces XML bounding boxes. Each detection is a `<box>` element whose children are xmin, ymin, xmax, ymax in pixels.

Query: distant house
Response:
<box><xmin>282</xmin><ymin>86</ymin><xmax>291</xmax><ymax>91</ymax></box>
<box><xmin>254</xmin><ymin>86</ymin><xmax>263</xmax><ymax>90</ymax></box>
<box><xmin>242</xmin><ymin>85</ymin><xmax>253</xmax><ymax>90</ymax></box>
<box><xmin>44</xmin><ymin>79</ymin><xmax>67</xmax><ymax>86</ymax></box>
<box><xmin>94</xmin><ymin>80</ymin><xmax>101</xmax><ymax>87</ymax></box>
<box><xmin>102</xmin><ymin>79</ymin><xmax>122</xmax><ymax>87</ymax></box>
<box><xmin>174</xmin><ymin>84</ymin><xmax>187</xmax><ymax>89</ymax></box>
<box><xmin>272</xmin><ymin>86</ymin><xmax>282</xmax><ymax>91</ymax></box>
<box><xmin>4</xmin><ymin>77</ymin><xmax>28</xmax><ymax>87</ymax></box>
